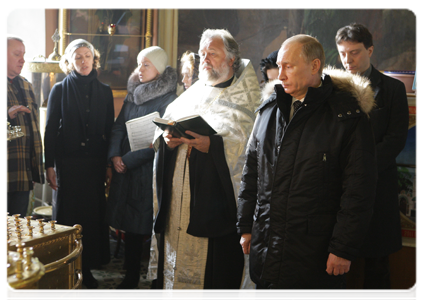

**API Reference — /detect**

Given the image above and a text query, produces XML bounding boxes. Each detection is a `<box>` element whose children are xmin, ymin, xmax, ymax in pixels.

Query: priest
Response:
<box><xmin>149</xmin><ymin>28</ymin><xmax>260</xmax><ymax>289</ymax></box>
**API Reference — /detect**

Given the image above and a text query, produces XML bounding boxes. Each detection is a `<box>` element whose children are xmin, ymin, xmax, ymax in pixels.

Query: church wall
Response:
<box><xmin>177</xmin><ymin>9</ymin><xmax>416</xmax><ymax>83</ymax></box>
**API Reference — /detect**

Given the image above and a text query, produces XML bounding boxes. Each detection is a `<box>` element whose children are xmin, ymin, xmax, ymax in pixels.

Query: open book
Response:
<box><xmin>153</xmin><ymin>115</ymin><xmax>217</xmax><ymax>139</ymax></box>
<box><xmin>125</xmin><ymin>111</ymin><xmax>160</xmax><ymax>151</ymax></box>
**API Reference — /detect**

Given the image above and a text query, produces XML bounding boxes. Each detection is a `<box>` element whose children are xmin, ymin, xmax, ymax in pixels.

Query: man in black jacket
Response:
<box><xmin>336</xmin><ymin>23</ymin><xmax>409</xmax><ymax>289</ymax></box>
<box><xmin>237</xmin><ymin>34</ymin><xmax>378</xmax><ymax>289</ymax></box>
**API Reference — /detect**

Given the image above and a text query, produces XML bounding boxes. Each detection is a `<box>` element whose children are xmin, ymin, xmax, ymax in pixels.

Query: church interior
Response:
<box><xmin>6</xmin><ymin>7</ymin><xmax>416</xmax><ymax>296</ymax></box>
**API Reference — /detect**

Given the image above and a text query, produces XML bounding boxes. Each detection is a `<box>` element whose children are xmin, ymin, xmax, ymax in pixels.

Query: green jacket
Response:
<box><xmin>7</xmin><ymin>76</ymin><xmax>45</xmax><ymax>192</ymax></box>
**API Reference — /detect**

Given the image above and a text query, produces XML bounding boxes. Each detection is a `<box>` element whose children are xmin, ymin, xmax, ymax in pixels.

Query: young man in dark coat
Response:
<box><xmin>336</xmin><ymin>23</ymin><xmax>409</xmax><ymax>289</ymax></box>
<box><xmin>236</xmin><ymin>34</ymin><xmax>378</xmax><ymax>289</ymax></box>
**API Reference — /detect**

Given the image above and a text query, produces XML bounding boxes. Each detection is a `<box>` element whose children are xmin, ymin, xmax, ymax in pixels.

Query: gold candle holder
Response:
<box><xmin>12</xmin><ymin>214</ymin><xmax>21</xmax><ymax>222</ymax></box>
<box><xmin>27</xmin><ymin>226</ymin><xmax>35</xmax><ymax>237</ymax></box>
<box><xmin>39</xmin><ymin>224</ymin><xmax>45</xmax><ymax>234</ymax></box>
<box><xmin>25</xmin><ymin>216</ymin><xmax>33</xmax><ymax>227</ymax></box>
<box><xmin>15</xmin><ymin>229</ymin><xmax>23</xmax><ymax>240</ymax></box>
<box><xmin>47</xmin><ymin>29</ymin><xmax>61</xmax><ymax>61</ymax></box>
<box><xmin>15</xmin><ymin>260</ymin><xmax>24</xmax><ymax>280</ymax></box>
<box><xmin>24</xmin><ymin>247</ymin><xmax>34</xmax><ymax>270</ymax></box>
<box><xmin>49</xmin><ymin>220</ymin><xmax>57</xmax><ymax>231</ymax></box>
<box><xmin>16</xmin><ymin>242</ymin><xmax>25</xmax><ymax>260</ymax></box>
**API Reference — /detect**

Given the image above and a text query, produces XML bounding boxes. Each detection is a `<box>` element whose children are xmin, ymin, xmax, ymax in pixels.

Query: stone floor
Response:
<box><xmin>82</xmin><ymin>230</ymin><xmax>153</xmax><ymax>289</ymax></box>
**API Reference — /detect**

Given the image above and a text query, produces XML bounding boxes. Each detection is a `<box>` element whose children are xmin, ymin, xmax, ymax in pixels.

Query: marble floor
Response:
<box><xmin>83</xmin><ymin>230</ymin><xmax>153</xmax><ymax>289</ymax></box>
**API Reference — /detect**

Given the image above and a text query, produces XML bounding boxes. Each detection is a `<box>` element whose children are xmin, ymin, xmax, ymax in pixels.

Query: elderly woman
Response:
<box><xmin>180</xmin><ymin>51</ymin><xmax>200</xmax><ymax>90</ymax></box>
<box><xmin>44</xmin><ymin>39</ymin><xmax>114</xmax><ymax>289</ymax></box>
<box><xmin>106</xmin><ymin>46</ymin><xmax>177</xmax><ymax>289</ymax></box>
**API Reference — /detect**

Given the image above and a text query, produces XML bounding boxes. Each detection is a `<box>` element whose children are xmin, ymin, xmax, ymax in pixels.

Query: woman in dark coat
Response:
<box><xmin>44</xmin><ymin>39</ymin><xmax>114</xmax><ymax>289</ymax></box>
<box><xmin>107</xmin><ymin>46</ymin><xmax>177</xmax><ymax>289</ymax></box>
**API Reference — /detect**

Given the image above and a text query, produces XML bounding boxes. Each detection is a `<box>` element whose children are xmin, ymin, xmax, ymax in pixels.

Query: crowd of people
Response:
<box><xmin>7</xmin><ymin>22</ymin><xmax>409</xmax><ymax>290</ymax></box>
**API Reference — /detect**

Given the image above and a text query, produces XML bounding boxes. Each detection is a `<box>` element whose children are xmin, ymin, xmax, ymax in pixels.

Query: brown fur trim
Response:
<box><xmin>324</xmin><ymin>66</ymin><xmax>375</xmax><ymax>115</ymax></box>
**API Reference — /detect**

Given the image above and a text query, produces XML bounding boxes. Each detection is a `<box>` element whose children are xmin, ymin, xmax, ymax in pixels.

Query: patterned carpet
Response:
<box><xmin>82</xmin><ymin>230</ymin><xmax>153</xmax><ymax>289</ymax></box>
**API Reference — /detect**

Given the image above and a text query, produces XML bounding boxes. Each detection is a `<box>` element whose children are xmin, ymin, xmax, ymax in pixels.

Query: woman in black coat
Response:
<box><xmin>44</xmin><ymin>39</ymin><xmax>114</xmax><ymax>288</ymax></box>
<box><xmin>106</xmin><ymin>46</ymin><xmax>177</xmax><ymax>289</ymax></box>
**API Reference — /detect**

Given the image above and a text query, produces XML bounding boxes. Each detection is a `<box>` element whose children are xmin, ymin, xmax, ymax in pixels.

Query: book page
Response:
<box><xmin>176</xmin><ymin>114</ymin><xmax>200</xmax><ymax>122</ymax></box>
<box><xmin>153</xmin><ymin>117</ymin><xmax>172</xmax><ymax>125</ymax></box>
<box><xmin>125</xmin><ymin>111</ymin><xmax>160</xmax><ymax>151</ymax></box>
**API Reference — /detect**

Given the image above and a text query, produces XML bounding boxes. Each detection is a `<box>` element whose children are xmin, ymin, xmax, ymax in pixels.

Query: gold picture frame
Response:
<box><xmin>58</xmin><ymin>8</ymin><xmax>154</xmax><ymax>90</ymax></box>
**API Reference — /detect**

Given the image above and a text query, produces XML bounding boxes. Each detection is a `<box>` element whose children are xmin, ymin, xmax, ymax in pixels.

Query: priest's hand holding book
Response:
<box><xmin>163</xmin><ymin>130</ymin><xmax>184</xmax><ymax>149</ymax></box>
<box><xmin>157</xmin><ymin>115</ymin><xmax>215</xmax><ymax>153</ymax></box>
<box><xmin>181</xmin><ymin>131</ymin><xmax>210</xmax><ymax>153</ymax></box>
<box><xmin>163</xmin><ymin>130</ymin><xmax>210</xmax><ymax>153</ymax></box>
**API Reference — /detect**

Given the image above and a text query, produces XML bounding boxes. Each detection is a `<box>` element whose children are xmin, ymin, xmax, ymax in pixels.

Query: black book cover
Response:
<box><xmin>153</xmin><ymin>115</ymin><xmax>217</xmax><ymax>139</ymax></box>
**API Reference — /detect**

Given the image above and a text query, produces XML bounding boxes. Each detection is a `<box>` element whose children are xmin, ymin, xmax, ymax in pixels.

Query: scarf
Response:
<box><xmin>61</xmin><ymin>70</ymin><xmax>107</xmax><ymax>151</ymax></box>
<box><xmin>126</xmin><ymin>66</ymin><xmax>177</xmax><ymax>106</ymax></box>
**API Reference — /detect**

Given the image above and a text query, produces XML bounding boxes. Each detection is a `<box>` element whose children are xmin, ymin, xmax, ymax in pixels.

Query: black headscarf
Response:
<box><xmin>260</xmin><ymin>50</ymin><xmax>279</xmax><ymax>82</ymax></box>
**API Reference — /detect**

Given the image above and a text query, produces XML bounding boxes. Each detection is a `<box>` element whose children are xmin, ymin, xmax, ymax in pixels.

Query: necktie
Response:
<box><xmin>293</xmin><ymin>100</ymin><xmax>303</xmax><ymax>115</ymax></box>
<box><xmin>290</xmin><ymin>100</ymin><xmax>303</xmax><ymax>121</ymax></box>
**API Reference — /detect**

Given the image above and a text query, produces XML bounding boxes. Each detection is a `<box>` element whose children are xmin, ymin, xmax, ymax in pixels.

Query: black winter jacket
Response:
<box><xmin>106</xmin><ymin>66</ymin><xmax>177</xmax><ymax>235</ymax></box>
<box><xmin>237</xmin><ymin>68</ymin><xmax>377</xmax><ymax>288</ymax></box>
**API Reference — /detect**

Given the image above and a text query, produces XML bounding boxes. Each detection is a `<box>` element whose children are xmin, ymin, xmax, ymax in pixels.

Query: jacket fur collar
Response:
<box><xmin>323</xmin><ymin>66</ymin><xmax>375</xmax><ymax>115</ymax></box>
<box><xmin>127</xmin><ymin>66</ymin><xmax>177</xmax><ymax>105</ymax></box>
<box><xmin>258</xmin><ymin>67</ymin><xmax>375</xmax><ymax>115</ymax></box>
<box><xmin>261</xmin><ymin>79</ymin><xmax>281</xmax><ymax>102</ymax></box>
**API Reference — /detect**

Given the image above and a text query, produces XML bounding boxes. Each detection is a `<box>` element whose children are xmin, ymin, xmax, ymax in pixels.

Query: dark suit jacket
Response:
<box><xmin>360</xmin><ymin>65</ymin><xmax>409</xmax><ymax>257</ymax></box>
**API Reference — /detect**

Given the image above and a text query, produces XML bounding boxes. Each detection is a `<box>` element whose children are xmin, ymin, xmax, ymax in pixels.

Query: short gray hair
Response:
<box><xmin>7</xmin><ymin>35</ymin><xmax>24</xmax><ymax>45</ymax></box>
<box><xmin>282</xmin><ymin>34</ymin><xmax>325</xmax><ymax>75</ymax></box>
<box><xmin>199</xmin><ymin>29</ymin><xmax>241</xmax><ymax>74</ymax></box>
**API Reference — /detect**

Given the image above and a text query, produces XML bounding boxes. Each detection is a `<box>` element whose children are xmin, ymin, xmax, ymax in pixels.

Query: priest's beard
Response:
<box><xmin>199</xmin><ymin>60</ymin><xmax>231</xmax><ymax>85</ymax></box>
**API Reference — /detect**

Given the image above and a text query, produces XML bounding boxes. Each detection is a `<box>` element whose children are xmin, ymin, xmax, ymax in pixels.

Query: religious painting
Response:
<box><xmin>65</xmin><ymin>9</ymin><xmax>147</xmax><ymax>89</ymax></box>
<box><xmin>177</xmin><ymin>9</ymin><xmax>416</xmax><ymax>83</ymax></box>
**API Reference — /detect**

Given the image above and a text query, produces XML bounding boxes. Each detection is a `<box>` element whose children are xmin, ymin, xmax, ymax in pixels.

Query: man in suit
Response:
<box><xmin>336</xmin><ymin>22</ymin><xmax>409</xmax><ymax>289</ymax></box>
